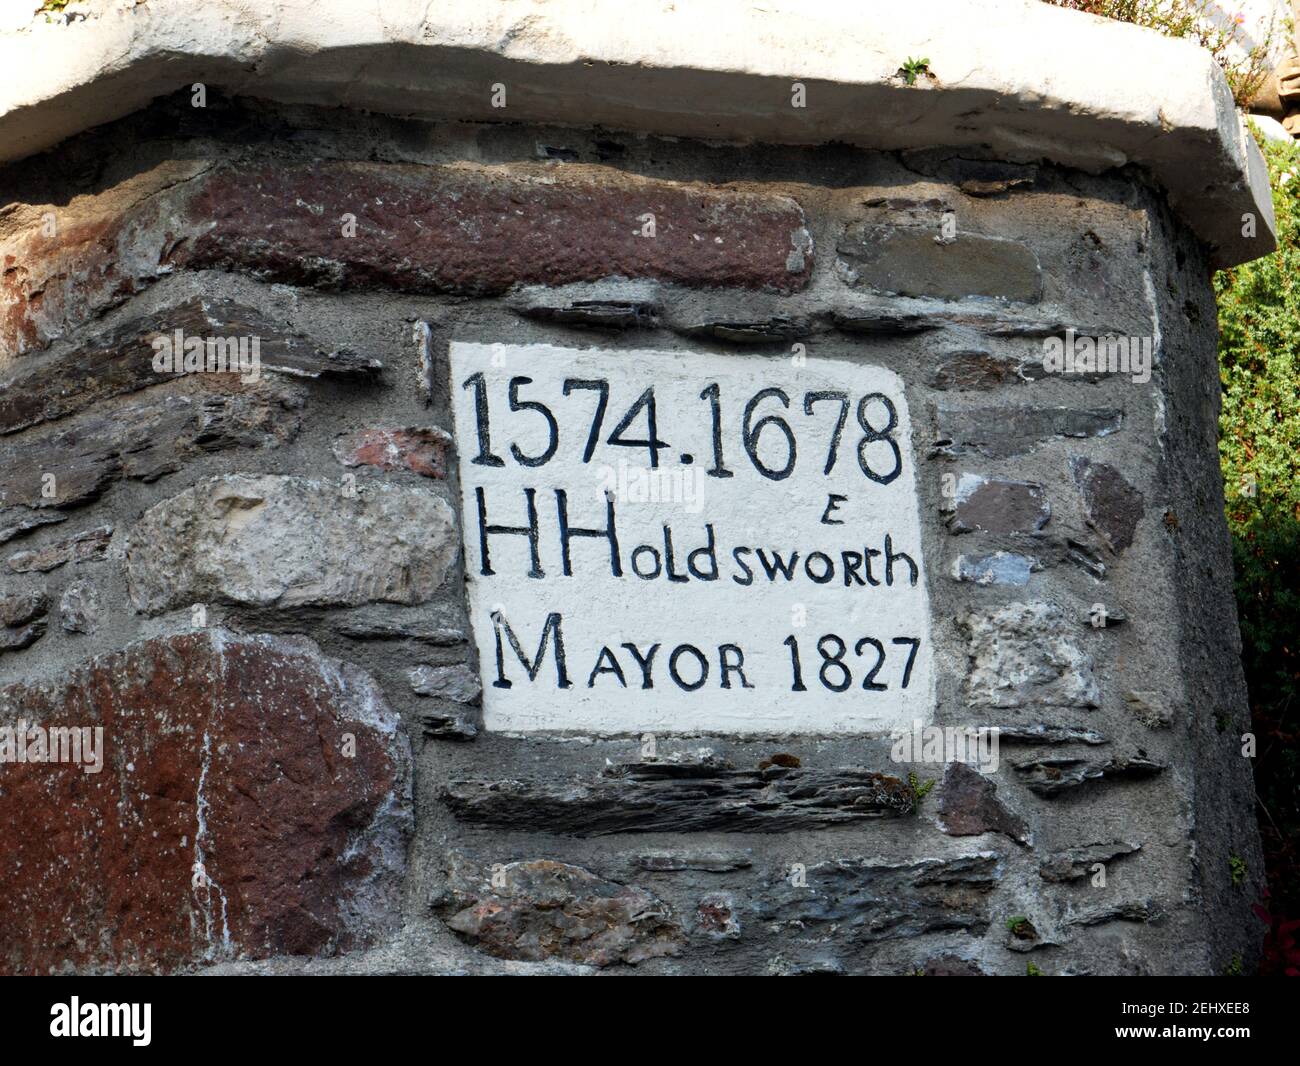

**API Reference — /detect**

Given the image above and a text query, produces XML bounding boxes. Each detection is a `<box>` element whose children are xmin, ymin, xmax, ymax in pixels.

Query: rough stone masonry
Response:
<box><xmin>0</xmin><ymin>0</ymin><xmax>1273</xmax><ymax>975</ymax></box>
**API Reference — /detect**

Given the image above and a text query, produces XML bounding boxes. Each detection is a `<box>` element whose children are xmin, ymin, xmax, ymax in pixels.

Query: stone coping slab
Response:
<box><xmin>0</xmin><ymin>0</ymin><xmax>1274</xmax><ymax>266</ymax></box>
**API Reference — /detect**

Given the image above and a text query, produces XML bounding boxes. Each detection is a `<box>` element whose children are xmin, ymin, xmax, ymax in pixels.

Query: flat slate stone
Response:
<box><xmin>1073</xmin><ymin>457</ymin><xmax>1145</xmax><ymax>553</ymax></box>
<box><xmin>938</xmin><ymin>761</ymin><xmax>1029</xmax><ymax>844</ymax></box>
<box><xmin>1039</xmin><ymin>841</ymin><xmax>1141</xmax><ymax>882</ymax></box>
<box><xmin>433</xmin><ymin>854</ymin><xmax>683</xmax><ymax>967</ymax></box>
<box><xmin>0</xmin><ymin>296</ymin><xmax>378</xmax><ymax>437</ymax></box>
<box><xmin>755</xmin><ymin>853</ymin><xmax>1002</xmax><ymax>942</ymax></box>
<box><xmin>946</xmin><ymin>474</ymin><xmax>1051</xmax><ymax>535</ymax></box>
<box><xmin>935</xmin><ymin>406</ymin><xmax>1122</xmax><ymax>458</ymax></box>
<box><xmin>443</xmin><ymin>762</ymin><xmax>915</xmax><ymax>835</ymax></box>
<box><xmin>837</xmin><ymin>223</ymin><xmax>1041</xmax><ymax>302</ymax></box>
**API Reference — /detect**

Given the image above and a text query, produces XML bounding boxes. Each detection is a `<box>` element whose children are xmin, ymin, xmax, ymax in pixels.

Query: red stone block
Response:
<box><xmin>0</xmin><ymin>630</ymin><xmax>411</xmax><ymax>974</ymax></box>
<box><xmin>179</xmin><ymin>162</ymin><xmax>813</xmax><ymax>297</ymax></box>
<box><xmin>332</xmin><ymin>425</ymin><xmax>452</xmax><ymax>479</ymax></box>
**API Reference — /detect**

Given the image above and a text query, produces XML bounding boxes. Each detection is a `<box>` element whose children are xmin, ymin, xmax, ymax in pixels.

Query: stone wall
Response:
<box><xmin>0</xmin><ymin>90</ymin><xmax>1264</xmax><ymax>975</ymax></box>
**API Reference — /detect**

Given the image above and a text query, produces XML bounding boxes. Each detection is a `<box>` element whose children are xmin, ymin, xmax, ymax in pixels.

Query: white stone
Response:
<box><xmin>959</xmin><ymin>601</ymin><xmax>1100</xmax><ymax>710</ymax></box>
<box><xmin>409</xmin><ymin>663</ymin><xmax>482</xmax><ymax>704</ymax></box>
<box><xmin>450</xmin><ymin>341</ymin><xmax>935</xmax><ymax>735</ymax></box>
<box><xmin>124</xmin><ymin>474</ymin><xmax>459</xmax><ymax>613</ymax></box>
<box><xmin>0</xmin><ymin>0</ymin><xmax>1274</xmax><ymax>266</ymax></box>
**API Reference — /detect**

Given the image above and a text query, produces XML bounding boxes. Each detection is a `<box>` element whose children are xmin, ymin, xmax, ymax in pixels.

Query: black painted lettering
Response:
<box><xmin>663</xmin><ymin>525</ymin><xmax>689</xmax><ymax>583</ymax></box>
<box><xmin>490</xmin><ymin>609</ymin><xmax>571</xmax><ymax>689</ymax></box>
<box><xmin>668</xmin><ymin>644</ymin><xmax>709</xmax><ymax>691</ymax></box>
<box><xmin>718</xmin><ymin>644</ymin><xmax>754</xmax><ymax>689</ymax></box>
<box><xmin>587</xmin><ymin>646</ymin><xmax>628</xmax><ymax>688</ymax></box>
<box><xmin>621</xmin><ymin>642</ymin><xmax>661</xmax><ymax>689</ymax></box>
<box><xmin>630</xmin><ymin>544</ymin><xmax>663</xmax><ymax>580</ymax></box>
<box><xmin>892</xmin><ymin>637</ymin><xmax>921</xmax><ymax>688</ymax></box>
<box><xmin>841</xmin><ymin>550</ymin><xmax>865</xmax><ymax>587</ymax></box>
<box><xmin>884</xmin><ymin>534</ymin><xmax>918</xmax><ymax>587</ymax></box>
<box><xmin>821</xmin><ymin>493</ymin><xmax>847</xmax><ymax>525</ymax></box>
<box><xmin>864</xmin><ymin>546</ymin><xmax>882</xmax><ymax>587</ymax></box>
<box><xmin>476</xmin><ymin>486</ymin><xmax>543</xmax><ymax>578</ymax></box>
<box><xmin>556</xmin><ymin>488</ymin><xmax>622</xmax><ymax>577</ymax></box>
<box><xmin>687</xmin><ymin>523</ymin><xmax>719</xmax><ymax>581</ymax></box>
<box><xmin>804</xmin><ymin>551</ymin><xmax>834</xmax><ymax>584</ymax></box>
<box><xmin>755</xmin><ymin>548</ymin><xmax>799</xmax><ymax>582</ymax></box>
<box><xmin>731</xmin><ymin>547</ymin><xmax>755</xmax><ymax>586</ymax></box>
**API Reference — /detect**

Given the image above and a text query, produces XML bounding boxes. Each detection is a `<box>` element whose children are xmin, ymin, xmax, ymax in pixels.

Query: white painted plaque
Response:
<box><xmin>449</xmin><ymin>341</ymin><xmax>934</xmax><ymax>734</ymax></box>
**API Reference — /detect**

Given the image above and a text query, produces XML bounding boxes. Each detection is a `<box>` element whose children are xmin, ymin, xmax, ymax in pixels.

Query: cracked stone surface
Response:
<box><xmin>958</xmin><ymin>601</ymin><xmax>1100</xmax><ymax>710</ymax></box>
<box><xmin>432</xmin><ymin>854</ymin><xmax>684</xmax><ymax>967</ymax></box>
<box><xmin>0</xmin><ymin>630</ymin><xmax>412</xmax><ymax>974</ymax></box>
<box><xmin>124</xmin><ymin>474</ymin><xmax>459</xmax><ymax>613</ymax></box>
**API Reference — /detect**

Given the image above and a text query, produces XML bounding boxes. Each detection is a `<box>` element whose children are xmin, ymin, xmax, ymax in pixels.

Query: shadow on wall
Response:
<box><xmin>1229</xmin><ymin>513</ymin><xmax>1300</xmax><ymax>975</ymax></box>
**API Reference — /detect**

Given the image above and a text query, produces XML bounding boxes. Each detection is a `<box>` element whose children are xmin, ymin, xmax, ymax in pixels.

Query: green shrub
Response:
<box><xmin>1215</xmin><ymin>133</ymin><xmax>1300</xmax><ymax>917</ymax></box>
